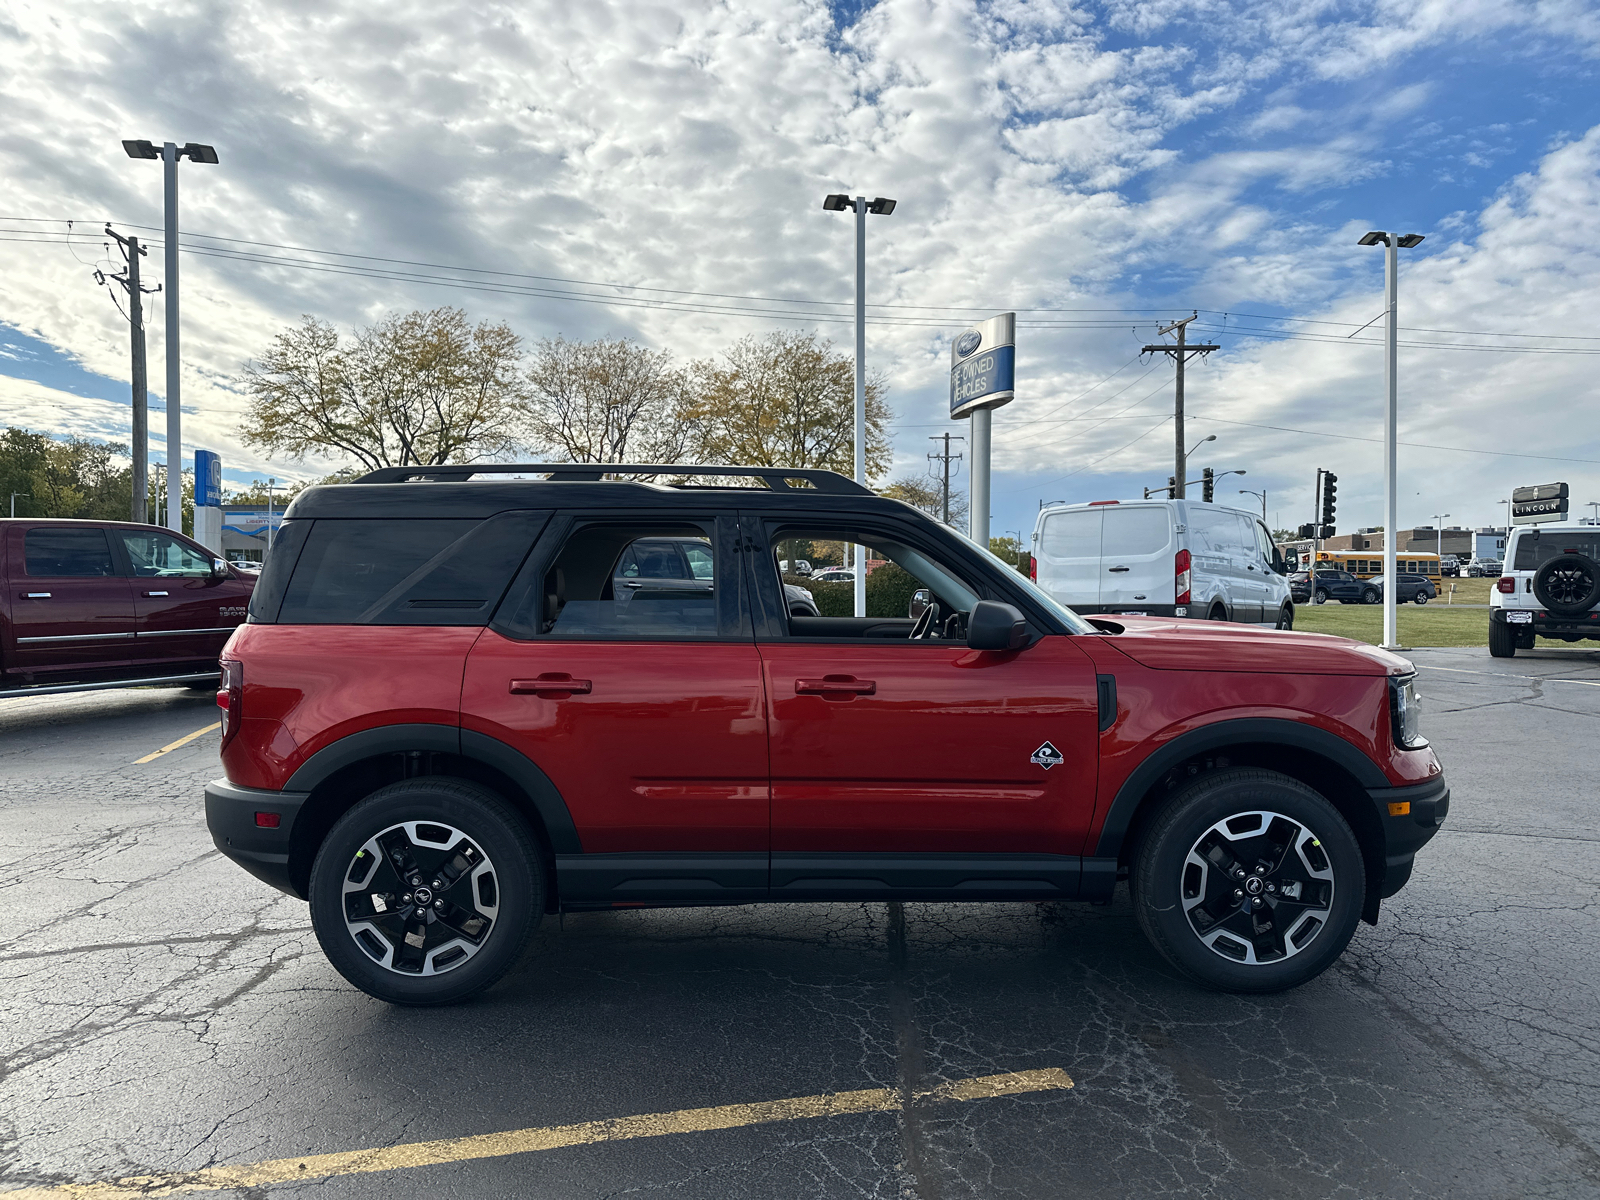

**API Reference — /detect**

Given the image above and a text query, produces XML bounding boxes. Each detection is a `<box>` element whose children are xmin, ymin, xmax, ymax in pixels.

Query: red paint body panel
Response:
<box><xmin>460</xmin><ymin>632</ymin><xmax>769</xmax><ymax>853</ymax></box>
<box><xmin>759</xmin><ymin>636</ymin><xmax>1100</xmax><ymax>855</ymax></box>
<box><xmin>219</xmin><ymin>624</ymin><xmax>480</xmax><ymax>790</ymax></box>
<box><xmin>1097</xmin><ymin>616</ymin><xmax>1409</xmax><ymax>677</ymax></box>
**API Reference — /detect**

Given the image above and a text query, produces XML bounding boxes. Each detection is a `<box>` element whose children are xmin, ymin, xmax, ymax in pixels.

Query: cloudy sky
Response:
<box><xmin>3</xmin><ymin>0</ymin><xmax>1599</xmax><ymax>540</ymax></box>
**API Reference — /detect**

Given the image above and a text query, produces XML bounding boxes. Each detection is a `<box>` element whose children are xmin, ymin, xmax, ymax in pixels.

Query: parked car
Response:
<box><xmin>811</xmin><ymin>567</ymin><xmax>854</xmax><ymax>583</ymax></box>
<box><xmin>1439</xmin><ymin>555</ymin><xmax>1460</xmax><ymax>577</ymax></box>
<box><xmin>1368</xmin><ymin>573</ymin><xmax>1437</xmax><ymax>604</ymax></box>
<box><xmin>1287</xmin><ymin>571</ymin><xmax>1313</xmax><ymax>604</ymax></box>
<box><xmin>778</xmin><ymin>558</ymin><xmax>813</xmax><ymax>577</ymax></box>
<box><xmin>1308</xmin><ymin>570</ymin><xmax>1380</xmax><ymax>606</ymax></box>
<box><xmin>1467</xmin><ymin>558</ymin><xmax>1502</xmax><ymax>577</ymax></box>
<box><xmin>207</xmin><ymin>463</ymin><xmax>1445</xmax><ymax>1006</ymax></box>
<box><xmin>615</xmin><ymin>535</ymin><xmax>818</xmax><ymax>617</ymax></box>
<box><xmin>1</xmin><ymin>518</ymin><xmax>256</xmax><ymax>696</ymax></box>
<box><xmin>1031</xmin><ymin>499</ymin><xmax>1294</xmax><ymax>629</ymax></box>
<box><xmin>1489</xmin><ymin>523</ymin><xmax>1600</xmax><ymax>656</ymax></box>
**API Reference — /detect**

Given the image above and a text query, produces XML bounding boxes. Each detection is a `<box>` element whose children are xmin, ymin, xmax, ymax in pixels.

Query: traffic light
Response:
<box><xmin>1167</xmin><ymin>475</ymin><xmax>1176</xmax><ymax>498</ymax></box>
<box><xmin>1201</xmin><ymin>468</ymin><xmax>1215</xmax><ymax>503</ymax></box>
<box><xmin>1298</xmin><ymin>523</ymin><xmax>1316</xmax><ymax>539</ymax></box>
<box><xmin>1320</xmin><ymin>472</ymin><xmax>1338</xmax><ymax>529</ymax></box>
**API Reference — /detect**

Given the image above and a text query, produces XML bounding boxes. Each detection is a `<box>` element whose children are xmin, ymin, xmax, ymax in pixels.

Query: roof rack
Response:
<box><xmin>352</xmin><ymin>463</ymin><xmax>871</xmax><ymax>495</ymax></box>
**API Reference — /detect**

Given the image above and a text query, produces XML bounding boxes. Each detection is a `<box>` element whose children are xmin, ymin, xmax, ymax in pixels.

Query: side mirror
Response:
<box><xmin>211</xmin><ymin>557</ymin><xmax>230</xmax><ymax>579</ymax></box>
<box><xmin>1271</xmin><ymin>548</ymin><xmax>1287</xmax><ymax>575</ymax></box>
<box><xmin>967</xmin><ymin>600</ymin><xmax>1029</xmax><ymax>651</ymax></box>
<box><xmin>908</xmin><ymin>588</ymin><xmax>931</xmax><ymax>619</ymax></box>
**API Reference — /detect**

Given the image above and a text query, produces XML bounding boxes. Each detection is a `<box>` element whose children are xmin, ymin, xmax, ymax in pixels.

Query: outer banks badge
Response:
<box><xmin>1030</xmin><ymin>742</ymin><xmax>1064</xmax><ymax>770</ymax></box>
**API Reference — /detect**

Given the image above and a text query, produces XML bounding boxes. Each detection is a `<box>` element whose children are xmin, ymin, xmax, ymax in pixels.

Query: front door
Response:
<box><xmin>749</xmin><ymin>515</ymin><xmax>1101</xmax><ymax>899</ymax></box>
<box><xmin>114</xmin><ymin>527</ymin><xmax>248</xmax><ymax>669</ymax></box>
<box><xmin>5</xmin><ymin>525</ymin><xmax>138</xmax><ymax>681</ymax></box>
<box><xmin>462</xmin><ymin>514</ymin><xmax>769</xmax><ymax>906</ymax></box>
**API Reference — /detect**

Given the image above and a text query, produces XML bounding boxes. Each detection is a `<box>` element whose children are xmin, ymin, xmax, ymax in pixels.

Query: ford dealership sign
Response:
<box><xmin>949</xmin><ymin>313</ymin><xmax>1015</xmax><ymax>418</ymax></box>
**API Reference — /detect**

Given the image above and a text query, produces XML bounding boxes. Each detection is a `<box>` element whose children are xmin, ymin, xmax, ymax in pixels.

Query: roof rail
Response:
<box><xmin>351</xmin><ymin>463</ymin><xmax>871</xmax><ymax>495</ymax></box>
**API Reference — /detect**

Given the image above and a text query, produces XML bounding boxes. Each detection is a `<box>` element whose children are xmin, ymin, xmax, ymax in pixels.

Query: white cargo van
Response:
<box><xmin>1030</xmin><ymin>499</ymin><xmax>1294</xmax><ymax>627</ymax></box>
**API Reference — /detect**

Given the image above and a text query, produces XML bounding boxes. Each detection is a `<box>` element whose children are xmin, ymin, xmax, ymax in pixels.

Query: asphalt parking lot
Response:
<box><xmin>2</xmin><ymin>648</ymin><xmax>1599</xmax><ymax>1199</ymax></box>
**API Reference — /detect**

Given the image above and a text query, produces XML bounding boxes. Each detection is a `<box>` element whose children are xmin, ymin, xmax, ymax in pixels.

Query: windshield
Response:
<box><xmin>950</xmin><ymin>527</ymin><xmax>1097</xmax><ymax>635</ymax></box>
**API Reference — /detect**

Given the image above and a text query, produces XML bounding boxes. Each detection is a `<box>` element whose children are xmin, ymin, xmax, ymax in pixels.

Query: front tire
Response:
<box><xmin>1275</xmin><ymin>604</ymin><xmax>1294</xmax><ymax>631</ymax></box>
<box><xmin>1131</xmin><ymin>768</ymin><xmax>1365</xmax><ymax>993</ymax></box>
<box><xmin>309</xmin><ymin>779</ymin><xmax>545</xmax><ymax>1006</ymax></box>
<box><xmin>1488</xmin><ymin>618</ymin><xmax>1517</xmax><ymax>658</ymax></box>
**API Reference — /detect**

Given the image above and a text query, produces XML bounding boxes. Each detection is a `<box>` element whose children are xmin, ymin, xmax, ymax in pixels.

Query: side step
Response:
<box><xmin>0</xmin><ymin>671</ymin><xmax>220</xmax><ymax>700</ymax></box>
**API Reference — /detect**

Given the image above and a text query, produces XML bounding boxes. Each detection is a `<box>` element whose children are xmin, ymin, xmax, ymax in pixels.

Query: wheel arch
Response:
<box><xmin>282</xmin><ymin>724</ymin><xmax>578</xmax><ymax>907</ymax></box>
<box><xmin>1097</xmin><ymin>719</ymin><xmax>1390</xmax><ymax>923</ymax></box>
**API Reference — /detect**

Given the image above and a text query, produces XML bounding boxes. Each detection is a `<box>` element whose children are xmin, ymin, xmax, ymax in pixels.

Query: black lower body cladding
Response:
<box><xmin>1370</xmin><ymin>776</ymin><xmax>1448</xmax><ymax>898</ymax></box>
<box><xmin>205</xmin><ymin>778</ymin><xmax>309</xmax><ymax>897</ymax></box>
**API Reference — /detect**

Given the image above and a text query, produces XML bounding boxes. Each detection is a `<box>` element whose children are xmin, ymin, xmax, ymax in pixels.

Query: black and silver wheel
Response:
<box><xmin>1361</xmin><ymin>588</ymin><xmax>1379</xmax><ymax>605</ymax></box>
<box><xmin>1313</xmin><ymin>589</ymin><xmax>1329</xmax><ymax>605</ymax></box>
<box><xmin>1414</xmin><ymin>592</ymin><xmax>1428</xmax><ymax>605</ymax></box>
<box><xmin>1132</xmin><ymin>768</ymin><xmax>1365</xmax><ymax>992</ymax></box>
<box><xmin>309</xmin><ymin>779</ymin><xmax>544</xmax><ymax>1006</ymax></box>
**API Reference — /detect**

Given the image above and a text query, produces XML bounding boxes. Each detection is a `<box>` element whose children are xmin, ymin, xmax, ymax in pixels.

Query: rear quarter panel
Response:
<box><xmin>220</xmin><ymin>624</ymin><xmax>480</xmax><ymax>789</ymax></box>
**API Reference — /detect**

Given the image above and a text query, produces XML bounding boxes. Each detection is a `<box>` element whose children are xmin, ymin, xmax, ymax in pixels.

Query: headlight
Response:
<box><xmin>1389</xmin><ymin>674</ymin><xmax>1427</xmax><ymax>749</ymax></box>
<box><xmin>801</xmin><ymin>588</ymin><xmax>814</xmax><ymax>602</ymax></box>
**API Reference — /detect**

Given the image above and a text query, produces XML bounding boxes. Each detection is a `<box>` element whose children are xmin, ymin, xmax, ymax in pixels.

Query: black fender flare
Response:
<box><xmin>283</xmin><ymin>723</ymin><xmax>582</xmax><ymax>854</ymax></box>
<box><xmin>1093</xmin><ymin>717</ymin><xmax>1390</xmax><ymax>858</ymax></box>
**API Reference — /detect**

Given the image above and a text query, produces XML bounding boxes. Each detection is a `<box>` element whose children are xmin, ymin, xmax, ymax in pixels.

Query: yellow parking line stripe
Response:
<box><xmin>1</xmin><ymin>1068</ymin><xmax>1072</xmax><ymax>1199</ymax></box>
<box><xmin>133</xmin><ymin>722</ymin><xmax>221</xmax><ymax>765</ymax></box>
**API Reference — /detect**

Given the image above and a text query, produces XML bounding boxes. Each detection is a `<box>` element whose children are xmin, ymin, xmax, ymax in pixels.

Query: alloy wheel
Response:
<box><xmin>340</xmin><ymin>821</ymin><xmax>500</xmax><ymax>976</ymax></box>
<box><xmin>1180</xmin><ymin>810</ymin><xmax>1335</xmax><ymax>966</ymax></box>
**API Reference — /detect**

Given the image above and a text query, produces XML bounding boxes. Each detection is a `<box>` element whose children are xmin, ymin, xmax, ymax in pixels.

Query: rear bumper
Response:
<box><xmin>205</xmin><ymin>778</ymin><xmax>309</xmax><ymax>898</ymax></box>
<box><xmin>1368</xmin><ymin>776</ymin><xmax>1449</xmax><ymax>900</ymax></box>
<box><xmin>1072</xmin><ymin>604</ymin><xmax>1185</xmax><ymax>618</ymax></box>
<box><xmin>1491</xmin><ymin>606</ymin><xmax>1600</xmax><ymax>638</ymax></box>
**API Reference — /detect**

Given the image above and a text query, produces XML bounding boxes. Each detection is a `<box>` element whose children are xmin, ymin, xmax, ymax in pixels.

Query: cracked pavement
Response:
<box><xmin>2</xmin><ymin>648</ymin><xmax>1599</xmax><ymax>1197</ymax></box>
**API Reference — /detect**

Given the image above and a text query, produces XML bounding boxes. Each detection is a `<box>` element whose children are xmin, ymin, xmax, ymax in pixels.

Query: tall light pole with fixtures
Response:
<box><xmin>124</xmin><ymin>138</ymin><xmax>219</xmax><ymax>533</ymax></box>
<box><xmin>1358</xmin><ymin>229</ymin><xmax>1426</xmax><ymax>648</ymax></box>
<box><xmin>1239</xmin><ymin>488</ymin><xmax>1267</xmax><ymax>521</ymax></box>
<box><xmin>1431</xmin><ymin>512</ymin><xmax>1450</xmax><ymax>561</ymax></box>
<box><xmin>824</xmin><ymin>192</ymin><xmax>895</xmax><ymax>617</ymax></box>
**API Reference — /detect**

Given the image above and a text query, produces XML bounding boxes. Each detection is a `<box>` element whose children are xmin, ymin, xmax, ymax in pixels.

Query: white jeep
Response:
<box><xmin>1488</xmin><ymin>522</ymin><xmax>1600</xmax><ymax>657</ymax></box>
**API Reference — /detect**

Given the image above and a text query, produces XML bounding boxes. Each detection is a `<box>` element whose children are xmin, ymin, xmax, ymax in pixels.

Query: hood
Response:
<box><xmin>1087</xmin><ymin>616</ymin><xmax>1412</xmax><ymax>677</ymax></box>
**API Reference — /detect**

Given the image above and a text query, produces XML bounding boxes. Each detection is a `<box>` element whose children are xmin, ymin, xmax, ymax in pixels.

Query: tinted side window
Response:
<box><xmin>275</xmin><ymin>514</ymin><xmax>544</xmax><ymax>625</ymax></box>
<box><xmin>539</xmin><ymin>525</ymin><xmax>718</xmax><ymax>639</ymax></box>
<box><xmin>25</xmin><ymin>528</ymin><xmax>115</xmax><ymax>577</ymax></box>
<box><xmin>1188</xmin><ymin>507</ymin><xmax>1238</xmax><ymax>556</ymax></box>
<box><xmin>1514</xmin><ymin>533</ymin><xmax>1600</xmax><ymax>571</ymax></box>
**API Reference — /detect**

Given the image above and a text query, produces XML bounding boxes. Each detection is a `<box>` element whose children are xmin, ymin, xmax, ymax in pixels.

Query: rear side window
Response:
<box><xmin>1100</xmin><ymin>506</ymin><xmax>1170</xmax><ymax>555</ymax></box>
<box><xmin>274</xmin><ymin>514</ymin><xmax>545</xmax><ymax>625</ymax></box>
<box><xmin>1513</xmin><ymin>533</ymin><xmax>1600</xmax><ymax>571</ymax></box>
<box><xmin>25</xmin><ymin>527</ymin><xmax>115</xmax><ymax>577</ymax></box>
<box><xmin>1039</xmin><ymin>510</ymin><xmax>1101</xmax><ymax>559</ymax></box>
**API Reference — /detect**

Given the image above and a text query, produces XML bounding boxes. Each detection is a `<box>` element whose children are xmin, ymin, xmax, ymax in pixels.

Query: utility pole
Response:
<box><xmin>103</xmin><ymin>225</ymin><xmax>160</xmax><ymax>523</ymax></box>
<box><xmin>1142</xmin><ymin>313</ymin><xmax>1219</xmax><ymax>499</ymax></box>
<box><xmin>927</xmin><ymin>433</ymin><xmax>964</xmax><ymax>524</ymax></box>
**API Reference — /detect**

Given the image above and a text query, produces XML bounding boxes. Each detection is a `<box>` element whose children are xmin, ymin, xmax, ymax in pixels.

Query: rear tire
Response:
<box><xmin>1131</xmin><ymin>768</ymin><xmax>1365</xmax><ymax>993</ymax></box>
<box><xmin>1361</xmin><ymin>588</ymin><xmax>1379</xmax><ymax>605</ymax></box>
<box><xmin>1209</xmin><ymin>604</ymin><xmax>1228</xmax><ymax>621</ymax></box>
<box><xmin>1488</xmin><ymin>618</ymin><xmax>1517</xmax><ymax>658</ymax></box>
<box><xmin>1414</xmin><ymin>593</ymin><xmax>1428</xmax><ymax>605</ymax></box>
<box><xmin>309</xmin><ymin>779</ymin><xmax>545</xmax><ymax>1006</ymax></box>
<box><xmin>1313</xmin><ymin>589</ymin><xmax>1329</xmax><ymax>605</ymax></box>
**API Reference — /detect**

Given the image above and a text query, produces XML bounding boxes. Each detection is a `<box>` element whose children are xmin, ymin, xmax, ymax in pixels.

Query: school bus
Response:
<box><xmin>1313</xmin><ymin>550</ymin><xmax>1441</xmax><ymax>579</ymax></box>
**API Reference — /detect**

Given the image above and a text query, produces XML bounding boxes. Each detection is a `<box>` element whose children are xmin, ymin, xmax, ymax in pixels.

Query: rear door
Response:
<box><xmin>1034</xmin><ymin>507</ymin><xmax>1103</xmax><ymax>608</ymax></box>
<box><xmin>6</xmin><ymin>525</ymin><xmax>137</xmax><ymax>679</ymax></box>
<box><xmin>463</xmin><ymin>512</ymin><xmax>769</xmax><ymax>906</ymax></box>
<box><xmin>1098</xmin><ymin>504</ymin><xmax>1174</xmax><ymax>612</ymax></box>
<box><xmin>114</xmin><ymin>527</ymin><xmax>249</xmax><ymax>670</ymax></box>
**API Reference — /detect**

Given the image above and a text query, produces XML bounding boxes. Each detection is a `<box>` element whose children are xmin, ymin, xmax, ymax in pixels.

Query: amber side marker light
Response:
<box><xmin>255</xmin><ymin>812</ymin><xmax>281</xmax><ymax>828</ymax></box>
<box><xmin>1388</xmin><ymin>801</ymin><xmax>1411</xmax><ymax>817</ymax></box>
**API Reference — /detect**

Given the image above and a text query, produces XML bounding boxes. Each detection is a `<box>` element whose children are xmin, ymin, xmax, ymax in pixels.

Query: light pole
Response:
<box><xmin>824</xmin><ymin>191</ymin><xmax>895</xmax><ymax>617</ymax></box>
<box><xmin>1005</xmin><ymin>529</ymin><xmax>1024</xmax><ymax>573</ymax></box>
<box><xmin>1188</xmin><ymin>433</ymin><xmax>1216</xmax><ymax>458</ymax></box>
<box><xmin>124</xmin><ymin>138</ymin><xmax>219</xmax><ymax>534</ymax></box>
<box><xmin>1358</xmin><ymin>229</ymin><xmax>1426</xmax><ymax>648</ymax></box>
<box><xmin>1587</xmin><ymin>501</ymin><xmax>1599</xmax><ymax>521</ymax></box>
<box><xmin>1431</xmin><ymin>512</ymin><xmax>1450</xmax><ymax>564</ymax></box>
<box><xmin>1239</xmin><ymin>488</ymin><xmax>1267</xmax><ymax>521</ymax></box>
<box><xmin>266</xmin><ymin>478</ymin><xmax>278</xmax><ymax>551</ymax></box>
<box><xmin>10</xmin><ymin>493</ymin><xmax>27</xmax><ymax>518</ymax></box>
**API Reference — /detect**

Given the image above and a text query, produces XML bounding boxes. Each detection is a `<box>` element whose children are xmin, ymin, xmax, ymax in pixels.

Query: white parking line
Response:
<box><xmin>1418</xmin><ymin>665</ymin><xmax>1600</xmax><ymax>688</ymax></box>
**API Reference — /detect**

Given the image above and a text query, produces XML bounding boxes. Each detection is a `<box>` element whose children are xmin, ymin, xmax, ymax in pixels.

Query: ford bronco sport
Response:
<box><xmin>205</xmin><ymin>464</ymin><xmax>1448</xmax><ymax>1005</ymax></box>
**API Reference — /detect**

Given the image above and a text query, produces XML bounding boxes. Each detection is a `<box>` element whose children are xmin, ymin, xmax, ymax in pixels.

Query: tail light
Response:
<box><xmin>1028</xmin><ymin>555</ymin><xmax>1037</xmax><ymax>582</ymax></box>
<box><xmin>1496</xmin><ymin>576</ymin><xmax>1515</xmax><ymax>594</ymax></box>
<box><xmin>1175</xmin><ymin>549</ymin><xmax>1192</xmax><ymax>605</ymax></box>
<box><xmin>218</xmin><ymin>658</ymin><xmax>243</xmax><ymax>746</ymax></box>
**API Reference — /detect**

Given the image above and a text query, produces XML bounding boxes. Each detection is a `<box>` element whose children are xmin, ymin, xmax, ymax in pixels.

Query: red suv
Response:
<box><xmin>2</xmin><ymin>518</ymin><xmax>255</xmax><ymax>694</ymax></box>
<box><xmin>206</xmin><ymin>465</ymin><xmax>1448</xmax><ymax>1005</ymax></box>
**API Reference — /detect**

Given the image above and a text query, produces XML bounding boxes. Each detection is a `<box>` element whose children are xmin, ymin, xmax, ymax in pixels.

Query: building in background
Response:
<box><xmin>221</xmin><ymin>506</ymin><xmax>285</xmax><ymax>564</ymax></box>
<box><xmin>1474</xmin><ymin>527</ymin><xmax>1508</xmax><ymax>561</ymax></box>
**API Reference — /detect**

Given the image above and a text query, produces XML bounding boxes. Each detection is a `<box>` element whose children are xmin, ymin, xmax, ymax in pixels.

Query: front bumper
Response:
<box><xmin>205</xmin><ymin>778</ymin><xmax>309</xmax><ymax>898</ymax></box>
<box><xmin>1368</xmin><ymin>775</ymin><xmax>1450</xmax><ymax>901</ymax></box>
<box><xmin>1491</xmin><ymin>606</ymin><xmax>1600</xmax><ymax>639</ymax></box>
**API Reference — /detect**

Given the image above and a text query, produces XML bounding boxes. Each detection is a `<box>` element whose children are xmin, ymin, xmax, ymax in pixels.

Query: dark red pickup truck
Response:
<box><xmin>1</xmin><ymin>518</ymin><xmax>256</xmax><ymax>695</ymax></box>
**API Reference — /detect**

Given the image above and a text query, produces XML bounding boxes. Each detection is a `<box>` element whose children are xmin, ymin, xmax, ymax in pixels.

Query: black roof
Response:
<box><xmin>285</xmin><ymin>464</ymin><xmax>915</xmax><ymax>522</ymax></box>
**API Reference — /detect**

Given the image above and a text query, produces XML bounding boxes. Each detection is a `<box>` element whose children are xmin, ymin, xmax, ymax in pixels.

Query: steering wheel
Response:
<box><xmin>908</xmin><ymin>600</ymin><xmax>941</xmax><ymax>640</ymax></box>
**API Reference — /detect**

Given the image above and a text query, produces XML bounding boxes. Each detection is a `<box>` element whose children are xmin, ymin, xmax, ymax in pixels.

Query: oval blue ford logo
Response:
<box><xmin>955</xmin><ymin>330</ymin><xmax>981</xmax><ymax>357</ymax></box>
